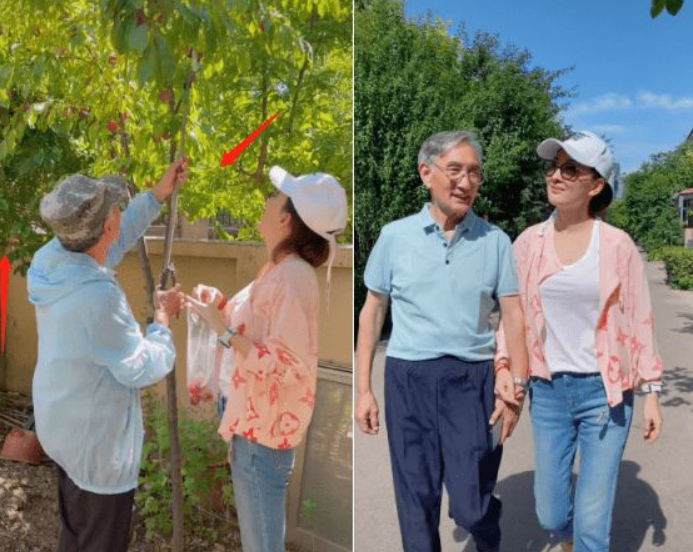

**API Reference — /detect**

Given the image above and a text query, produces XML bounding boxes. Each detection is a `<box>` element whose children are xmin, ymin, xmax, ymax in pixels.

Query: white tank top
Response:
<box><xmin>540</xmin><ymin>220</ymin><xmax>600</xmax><ymax>374</ymax></box>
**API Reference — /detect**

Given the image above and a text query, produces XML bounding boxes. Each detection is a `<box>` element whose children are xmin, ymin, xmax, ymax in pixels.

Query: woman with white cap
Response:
<box><xmin>186</xmin><ymin>166</ymin><xmax>348</xmax><ymax>552</ymax></box>
<box><xmin>495</xmin><ymin>131</ymin><xmax>664</xmax><ymax>552</ymax></box>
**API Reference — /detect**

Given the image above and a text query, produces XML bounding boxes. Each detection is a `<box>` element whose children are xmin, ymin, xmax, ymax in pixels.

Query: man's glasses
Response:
<box><xmin>544</xmin><ymin>161</ymin><xmax>598</xmax><ymax>181</ymax></box>
<box><xmin>433</xmin><ymin>163</ymin><xmax>484</xmax><ymax>185</ymax></box>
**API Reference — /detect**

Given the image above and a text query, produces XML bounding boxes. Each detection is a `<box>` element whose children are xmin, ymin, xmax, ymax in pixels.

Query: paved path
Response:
<box><xmin>354</xmin><ymin>261</ymin><xmax>693</xmax><ymax>552</ymax></box>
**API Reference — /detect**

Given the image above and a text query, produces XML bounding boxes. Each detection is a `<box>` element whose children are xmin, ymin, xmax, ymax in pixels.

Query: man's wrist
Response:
<box><xmin>153</xmin><ymin>310</ymin><xmax>169</xmax><ymax>327</ymax></box>
<box><xmin>150</xmin><ymin>184</ymin><xmax>168</xmax><ymax>204</ymax></box>
<box><xmin>495</xmin><ymin>357</ymin><xmax>511</xmax><ymax>374</ymax></box>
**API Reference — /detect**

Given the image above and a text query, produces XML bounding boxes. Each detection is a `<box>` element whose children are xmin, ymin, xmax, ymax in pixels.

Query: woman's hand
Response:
<box><xmin>489</xmin><ymin>396</ymin><xmax>523</xmax><ymax>445</ymax></box>
<box><xmin>643</xmin><ymin>392</ymin><xmax>663</xmax><ymax>443</ymax></box>
<box><xmin>495</xmin><ymin>367</ymin><xmax>520</xmax><ymax>406</ymax></box>
<box><xmin>185</xmin><ymin>293</ymin><xmax>226</xmax><ymax>335</ymax></box>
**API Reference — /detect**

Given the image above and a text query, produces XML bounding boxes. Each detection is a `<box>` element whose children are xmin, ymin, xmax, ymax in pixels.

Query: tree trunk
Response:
<box><xmin>160</xmin><ymin>70</ymin><xmax>195</xmax><ymax>552</ymax></box>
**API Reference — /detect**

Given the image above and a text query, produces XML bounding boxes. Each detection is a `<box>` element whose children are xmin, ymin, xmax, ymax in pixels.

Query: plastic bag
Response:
<box><xmin>186</xmin><ymin>284</ymin><xmax>224</xmax><ymax>405</ymax></box>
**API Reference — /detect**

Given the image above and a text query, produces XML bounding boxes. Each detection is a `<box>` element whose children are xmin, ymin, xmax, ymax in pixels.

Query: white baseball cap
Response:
<box><xmin>269</xmin><ymin>166</ymin><xmax>348</xmax><ymax>300</ymax></box>
<box><xmin>537</xmin><ymin>131</ymin><xmax>618</xmax><ymax>186</ymax></box>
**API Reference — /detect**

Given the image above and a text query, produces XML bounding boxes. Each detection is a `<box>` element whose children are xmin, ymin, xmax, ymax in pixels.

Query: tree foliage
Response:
<box><xmin>354</xmin><ymin>0</ymin><xmax>567</xmax><ymax>310</ymax></box>
<box><xmin>608</xmin><ymin>145</ymin><xmax>690</xmax><ymax>255</ymax></box>
<box><xmin>1</xmin><ymin>2</ymin><xmax>351</xmax><ymax>548</ymax></box>
<box><xmin>0</xmin><ymin>0</ymin><xmax>352</xmax><ymax>272</ymax></box>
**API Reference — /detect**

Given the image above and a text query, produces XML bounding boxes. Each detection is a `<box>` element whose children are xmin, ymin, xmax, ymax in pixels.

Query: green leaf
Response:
<box><xmin>126</xmin><ymin>23</ymin><xmax>149</xmax><ymax>53</ymax></box>
<box><xmin>137</xmin><ymin>42</ymin><xmax>157</xmax><ymax>85</ymax></box>
<box><xmin>666</xmin><ymin>0</ymin><xmax>684</xmax><ymax>15</ymax></box>
<box><xmin>154</xmin><ymin>36</ymin><xmax>176</xmax><ymax>84</ymax></box>
<box><xmin>651</xmin><ymin>0</ymin><xmax>667</xmax><ymax>17</ymax></box>
<box><xmin>177</xmin><ymin>2</ymin><xmax>200</xmax><ymax>27</ymax></box>
<box><xmin>111</xmin><ymin>17</ymin><xmax>127</xmax><ymax>52</ymax></box>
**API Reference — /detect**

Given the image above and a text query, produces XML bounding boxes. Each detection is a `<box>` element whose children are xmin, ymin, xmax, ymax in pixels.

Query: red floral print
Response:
<box><xmin>232</xmin><ymin>368</ymin><xmax>248</xmax><ymax>390</ymax></box>
<box><xmin>272</xmin><ymin>412</ymin><xmax>301</xmax><ymax>437</ymax></box>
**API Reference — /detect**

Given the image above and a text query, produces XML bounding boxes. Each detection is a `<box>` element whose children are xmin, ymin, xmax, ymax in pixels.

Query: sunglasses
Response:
<box><xmin>544</xmin><ymin>161</ymin><xmax>599</xmax><ymax>181</ymax></box>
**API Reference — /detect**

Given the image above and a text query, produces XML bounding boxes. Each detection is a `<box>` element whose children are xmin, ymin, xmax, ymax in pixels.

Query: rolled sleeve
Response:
<box><xmin>627</xmin><ymin>243</ymin><xmax>664</xmax><ymax>384</ymax></box>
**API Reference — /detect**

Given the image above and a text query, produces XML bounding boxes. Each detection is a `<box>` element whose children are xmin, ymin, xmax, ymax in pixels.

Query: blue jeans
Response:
<box><xmin>529</xmin><ymin>374</ymin><xmax>633</xmax><ymax>552</ymax></box>
<box><xmin>218</xmin><ymin>396</ymin><xmax>295</xmax><ymax>552</ymax></box>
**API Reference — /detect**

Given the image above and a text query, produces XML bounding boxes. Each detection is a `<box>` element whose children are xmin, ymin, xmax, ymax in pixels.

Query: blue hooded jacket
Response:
<box><xmin>28</xmin><ymin>192</ymin><xmax>175</xmax><ymax>494</ymax></box>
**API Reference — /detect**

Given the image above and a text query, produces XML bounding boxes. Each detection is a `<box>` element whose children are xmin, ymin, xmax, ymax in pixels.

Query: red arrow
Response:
<box><xmin>220</xmin><ymin>112</ymin><xmax>281</xmax><ymax>167</ymax></box>
<box><xmin>0</xmin><ymin>255</ymin><xmax>9</xmax><ymax>353</ymax></box>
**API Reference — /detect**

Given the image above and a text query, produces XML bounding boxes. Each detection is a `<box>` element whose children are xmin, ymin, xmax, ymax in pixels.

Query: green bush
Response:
<box><xmin>616</xmin><ymin>145</ymin><xmax>691</xmax><ymax>256</ymax></box>
<box><xmin>658</xmin><ymin>246</ymin><xmax>693</xmax><ymax>290</ymax></box>
<box><xmin>647</xmin><ymin>247</ymin><xmax>667</xmax><ymax>262</ymax></box>
<box><xmin>137</xmin><ymin>393</ymin><xmax>232</xmax><ymax>542</ymax></box>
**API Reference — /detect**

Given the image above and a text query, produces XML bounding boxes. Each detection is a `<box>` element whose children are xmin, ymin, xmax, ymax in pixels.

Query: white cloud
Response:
<box><xmin>638</xmin><ymin>91</ymin><xmax>693</xmax><ymax>110</ymax></box>
<box><xmin>592</xmin><ymin>124</ymin><xmax>627</xmax><ymax>134</ymax></box>
<box><xmin>568</xmin><ymin>91</ymin><xmax>693</xmax><ymax>121</ymax></box>
<box><xmin>570</xmin><ymin>93</ymin><xmax>632</xmax><ymax>115</ymax></box>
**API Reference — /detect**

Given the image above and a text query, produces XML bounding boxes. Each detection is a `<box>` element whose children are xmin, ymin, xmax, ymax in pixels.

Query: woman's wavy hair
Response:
<box><xmin>589</xmin><ymin>171</ymin><xmax>614</xmax><ymax>217</ymax></box>
<box><xmin>272</xmin><ymin>198</ymin><xmax>330</xmax><ymax>268</ymax></box>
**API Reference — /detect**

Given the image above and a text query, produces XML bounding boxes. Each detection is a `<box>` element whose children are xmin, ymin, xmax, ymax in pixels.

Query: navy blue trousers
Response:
<box><xmin>385</xmin><ymin>356</ymin><xmax>503</xmax><ymax>552</ymax></box>
<box><xmin>56</xmin><ymin>465</ymin><xmax>135</xmax><ymax>552</ymax></box>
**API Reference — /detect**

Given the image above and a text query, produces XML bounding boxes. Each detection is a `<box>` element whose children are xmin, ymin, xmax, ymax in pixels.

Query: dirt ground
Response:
<box><xmin>0</xmin><ymin>443</ymin><xmax>243</xmax><ymax>552</ymax></box>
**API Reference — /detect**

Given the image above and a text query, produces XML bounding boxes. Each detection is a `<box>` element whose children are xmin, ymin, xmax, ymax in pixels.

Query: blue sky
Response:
<box><xmin>404</xmin><ymin>0</ymin><xmax>693</xmax><ymax>174</ymax></box>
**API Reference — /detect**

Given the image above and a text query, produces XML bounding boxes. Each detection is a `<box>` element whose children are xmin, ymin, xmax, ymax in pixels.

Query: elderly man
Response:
<box><xmin>356</xmin><ymin>131</ymin><xmax>529</xmax><ymax>552</ymax></box>
<box><xmin>28</xmin><ymin>158</ymin><xmax>187</xmax><ymax>552</ymax></box>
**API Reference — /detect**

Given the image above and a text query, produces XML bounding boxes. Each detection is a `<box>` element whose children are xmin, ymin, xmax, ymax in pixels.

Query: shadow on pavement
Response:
<box><xmin>660</xmin><ymin>367</ymin><xmax>693</xmax><ymax>410</ymax></box>
<box><xmin>612</xmin><ymin>461</ymin><xmax>667</xmax><ymax>552</ymax></box>
<box><xmin>675</xmin><ymin>312</ymin><xmax>693</xmax><ymax>335</ymax></box>
<box><xmin>449</xmin><ymin>461</ymin><xmax>666</xmax><ymax>552</ymax></box>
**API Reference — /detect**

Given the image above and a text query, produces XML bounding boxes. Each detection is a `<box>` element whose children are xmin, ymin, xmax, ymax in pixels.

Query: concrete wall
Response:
<box><xmin>1</xmin><ymin>238</ymin><xmax>353</xmax><ymax>393</ymax></box>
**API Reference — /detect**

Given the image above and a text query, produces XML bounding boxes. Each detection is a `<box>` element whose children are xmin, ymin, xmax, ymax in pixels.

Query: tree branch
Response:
<box><xmin>287</xmin><ymin>7</ymin><xmax>318</xmax><ymax>135</ymax></box>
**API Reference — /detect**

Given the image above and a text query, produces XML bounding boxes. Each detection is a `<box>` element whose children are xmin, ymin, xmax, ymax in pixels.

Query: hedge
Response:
<box><xmin>658</xmin><ymin>246</ymin><xmax>693</xmax><ymax>290</ymax></box>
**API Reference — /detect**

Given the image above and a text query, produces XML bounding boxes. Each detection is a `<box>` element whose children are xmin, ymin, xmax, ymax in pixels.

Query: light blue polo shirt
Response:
<box><xmin>364</xmin><ymin>203</ymin><xmax>519</xmax><ymax>361</ymax></box>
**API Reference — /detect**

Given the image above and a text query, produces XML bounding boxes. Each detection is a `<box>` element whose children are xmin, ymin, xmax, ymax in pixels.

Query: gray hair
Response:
<box><xmin>417</xmin><ymin>131</ymin><xmax>483</xmax><ymax>168</ymax></box>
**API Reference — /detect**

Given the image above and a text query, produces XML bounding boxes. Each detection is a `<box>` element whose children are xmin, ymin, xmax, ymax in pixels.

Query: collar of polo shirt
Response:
<box><xmin>419</xmin><ymin>203</ymin><xmax>477</xmax><ymax>235</ymax></box>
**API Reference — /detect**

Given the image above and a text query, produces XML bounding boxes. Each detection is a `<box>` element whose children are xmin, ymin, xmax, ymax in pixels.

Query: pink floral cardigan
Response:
<box><xmin>217</xmin><ymin>256</ymin><xmax>319</xmax><ymax>449</ymax></box>
<box><xmin>496</xmin><ymin>218</ymin><xmax>664</xmax><ymax>406</ymax></box>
